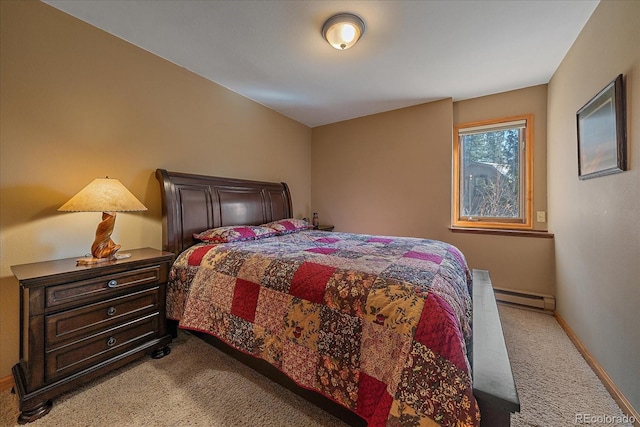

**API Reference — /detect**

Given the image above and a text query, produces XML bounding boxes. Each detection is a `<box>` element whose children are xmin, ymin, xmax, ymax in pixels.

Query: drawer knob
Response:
<box><xmin>107</xmin><ymin>280</ymin><xmax>118</xmax><ymax>288</ymax></box>
<box><xmin>107</xmin><ymin>306</ymin><xmax>117</xmax><ymax>316</ymax></box>
<box><xmin>107</xmin><ymin>337</ymin><xmax>116</xmax><ymax>347</ymax></box>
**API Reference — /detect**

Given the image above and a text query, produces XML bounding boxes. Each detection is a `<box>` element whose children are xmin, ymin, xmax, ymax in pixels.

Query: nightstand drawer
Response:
<box><xmin>46</xmin><ymin>287</ymin><xmax>160</xmax><ymax>348</ymax></box>
<box><xmin>45</xmin><ymin>313</ymin><xmax>159</xmax><ymax>382</ymax></box>
<box><xmin>46</xmin><ymin>266</ymin><xmax>163</xmax><ymax>310</ymax></box>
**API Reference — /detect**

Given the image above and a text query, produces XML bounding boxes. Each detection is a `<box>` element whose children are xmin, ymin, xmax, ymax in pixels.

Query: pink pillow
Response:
<box><xmin>262</xmin><ymin>218</ymin><xmax>309</xmax><ymax>235</ymax></box>
<box><xmin>193</xmin><ymin>225</ymin><xmax>276</xmax><ymax>243</ymax></box>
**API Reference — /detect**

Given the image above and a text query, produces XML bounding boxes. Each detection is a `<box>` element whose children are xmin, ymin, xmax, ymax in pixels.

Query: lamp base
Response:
<box><xmin>76</xmin><ymin>256</ymin><xmax>114</xmax><ymax>266</ymax></box>
<box><xmin>76</xmin><ymin>252</ymin><xmax>132</xmax><ymax>266</ymax></box>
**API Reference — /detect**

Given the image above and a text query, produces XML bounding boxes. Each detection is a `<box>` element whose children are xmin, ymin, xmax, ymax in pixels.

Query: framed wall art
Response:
<box><xmin>576</xmin><ymin>74</ymin><xmax>627</xmax><ymax>179</ymax></box>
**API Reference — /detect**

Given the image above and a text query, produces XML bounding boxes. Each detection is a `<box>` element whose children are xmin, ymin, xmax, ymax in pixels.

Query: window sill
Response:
<box><xmin>449</xmin><ymin>227</ymin><xmax>554</xmax><ymax>238</ymax></box>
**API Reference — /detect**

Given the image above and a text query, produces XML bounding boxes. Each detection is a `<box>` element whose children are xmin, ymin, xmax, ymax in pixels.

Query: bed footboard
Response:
<box><xmin>472</xmin><ymin>269</ymin><xmax>520</xmax><ymax>427</ymax></box>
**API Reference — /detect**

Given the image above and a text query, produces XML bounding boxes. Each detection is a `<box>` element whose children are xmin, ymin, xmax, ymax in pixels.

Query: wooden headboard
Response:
<box><xmin>155</xmin><ymin>169</ymin><xmax>293</xmax><ymax>256</ymax></box>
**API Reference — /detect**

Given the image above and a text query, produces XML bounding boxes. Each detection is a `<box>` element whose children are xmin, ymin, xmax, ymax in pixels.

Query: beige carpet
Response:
<box><xmin>498</xmin><ymin>305</ymin><xmax>632</xmax><ymax>427</ymax></box>
<box><xmin>0</xmin><ymin>305</ymin><xmax>632</xmax><ymax>426</ymax></box>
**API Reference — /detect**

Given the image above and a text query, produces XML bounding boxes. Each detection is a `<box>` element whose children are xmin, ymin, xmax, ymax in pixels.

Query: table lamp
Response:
<box><xmin>58</xmin><ymin>177</ymin><xmax>148</xmax><ymax>265</ymax></box>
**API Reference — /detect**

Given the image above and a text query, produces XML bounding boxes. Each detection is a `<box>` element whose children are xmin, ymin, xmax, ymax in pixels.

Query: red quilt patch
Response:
<box><xmin>357</xmin><ymin>372</ymin><xmax>393</xmax><ymax>424</ymax></box>
<box><xmin>231</xmin><ymin>279</ymin><xmax>261</xmax><ymax>322</ymax></box>
<box><xmin>414</xmin><ymin>293</ymin><xmax>467</xmax><ymax>372</ymax></box>
<box><xmin>188</xmin><ymin>245</ymin><xmax>217</xmax><ymax>266</ymax></box>
<box><xmin>290</xmin><ymin>262</ymin><xmax>335</xmax><ymax>304</ymax></box>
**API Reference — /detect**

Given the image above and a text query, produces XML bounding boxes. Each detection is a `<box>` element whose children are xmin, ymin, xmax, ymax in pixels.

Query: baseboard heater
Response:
<box><xmin>493</xmin><ymin>287</ymin><xmax>555</xmax><ymax>312</ymax></box>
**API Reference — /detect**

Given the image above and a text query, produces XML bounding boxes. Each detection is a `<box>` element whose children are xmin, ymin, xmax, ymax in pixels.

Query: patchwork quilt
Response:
<box><xmin>167</xmin><ymin>230</ymin><xmax>480</xmax><ymax>426</ymax></box>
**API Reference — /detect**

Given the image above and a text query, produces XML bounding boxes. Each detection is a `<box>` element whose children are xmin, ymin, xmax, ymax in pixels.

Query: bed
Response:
<box><xmin>156</xmin><ymin>168</ymin><xmax>519</xmax><ymax>427</ymax></box>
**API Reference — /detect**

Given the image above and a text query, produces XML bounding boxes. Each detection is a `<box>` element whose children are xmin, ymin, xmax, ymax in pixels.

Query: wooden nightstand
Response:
<box><xmin>316</xmin><ymin>225</ymin><xmax>335</xmax><ymax>232</ymax></box>
<box><xmin>11</xmin><ymin>248</ymin><xmax>174</xmax><ymax>424</ymax></box>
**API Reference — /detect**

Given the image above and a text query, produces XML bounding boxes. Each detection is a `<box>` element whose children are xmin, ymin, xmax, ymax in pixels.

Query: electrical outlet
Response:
<box><xmin>536</xmin><ymin>211</ymin><xmax>546</xmax><ymax>223</ymax></box>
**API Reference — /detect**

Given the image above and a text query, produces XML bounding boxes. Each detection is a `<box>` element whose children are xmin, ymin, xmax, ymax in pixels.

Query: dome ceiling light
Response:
<box><xmin>321</xmin><ymin>13</ymin><xmax>365</xmax><ymax>50</ymax></box>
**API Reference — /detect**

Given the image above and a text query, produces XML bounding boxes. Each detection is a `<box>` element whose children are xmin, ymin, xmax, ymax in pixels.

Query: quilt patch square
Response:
<box><xmin>212</xmin><ymin>250</ymin><xmax>249</xmax><ymax>277</ymax></box>
<box><xmin>360</xmin><ymin>321</ymin><xmax>411</xmax><ymax>396</ymax></box>
<box><xmin>324</xmin><ymin>269</ymin><xmax>376</xmax><ymax>318</ymax></box>
<box><xmin>316</xmin><ymin>354</ymin><xmax>359</xmax><ymax>410</ymax></box>
<box><xmin>397</xmin><ymin>256</ymin><xmax>441</xmax><ymax>274</ymax></box>
<box><xmin>261</xmin><ymin>259</ymin><xmax>301</xmax><ymax>293</ymax></box>
<box><xmin>181</xmin><ymin>304</ymin><xmax>230</xmax><ymax>340</ymax></box>
<box><xmin>282</xmin><ymin>340</ymin><xmax>318</xmax><ymax>390</ymax></box>
<box><xmin>284</xmin><ymin>297</ymin><xmax>321</xmax><ymax>350</ymax></box>
<box><xmin>215</xmin><ymin>251</ymin><xmax>249</xmax><ymax>277</ymax></box>
<box><xmin>387</xmin><ymin>399</ymin><xmax>440</xmax><ymax>427</ymax></box>
<box><xmin>206</xmin><ymin>270</ymin><xmax>237</xmax><ymax>312</ymax></box>
<box><xmin>179</xmin><ymin>297</ymin><xmax>208</xmax><ymax>332</ymax></box>
<box><xmin>231</xmin><ymin>278</ymin><xmax>260</xmax><ymax>322</ymax></box>
<box><xmin>187</xmin><ymin>245</ymin><xmax>217</xmax><ymax>266</ymax></box>
<box><xmin>254</xmin><ymin>287</ymin><xmax>290</xmax><ymax>333</ymax></box>
<box><xmin>381</xmin><ymin>264</ymin><xmax>437</xmax><ymax>290</ymax></box>
<box><xmin>227</xmin><ymin>314</ymin><xmax>256</xmax><ymax>354</ymax></box>
<box><xmin>414</xmin><ymin>293</ymin><xmax>468</xmax><ymax>372</ymax></box>
<box><xmin>207</xmin><ymin>305</ymin><xmax>230</xmax><ymax>338</ymax></box>
<box><xmin>447</xmin><ymin>246</ymin><xmax>467</xmax><ymax>270</ymax></box>
<box><xmin>318</xmin><ymin>307</ymin><xmax>362</xmax><ymax>366</ymax></box>
<box><xmin>166</xmin><ymin>265</ymin><xmax>197</xmax><ymax>320</ymax></box>
<box><xmin>430</xmin><ymin>274</ymin><xmax>472</xmax><ymax>343</ymax></box>
<box><xmin>364</xmin><ymin>281</ymin><xmax>425</xmax><ymax>336</ymax></box>
<box><xmin>305</xmin><ymin>247</ymin><xmax>339</xmax><ymax>255</ymax></box>
<box><xmin>403</xmin><ymin>251</ymin><xmax>443</xmax><ymax>264</ymax></box>
<box><xmin>290</xmin><ymin>262</ymin><xmax>335</xmax><ymax>304</ymax></box>
<box><xmin>179</xmin><ymin>267</ymin><xmax>215</xmax><ymax>307</ymax></box>
<box><xmin>333</xmin><ymin>250</ymin><xmax>364</xmax><ymax>259</ymax></box>
<box><xmin>254</xmin><ymin>324</ymin><xmax>283</xmax><ymax>368</ymax></box>
<box><xmin>356</xmin><ymin>372</ymin><xmax>394</xmax><ymax>422</ymax></box>
<box><xmin>237</xmin><ymin>254</ymin><xmax>272</xmax><ymax>284</ymax></box>
<box><xmin>309</xmin><ymin>255</ymin><xmax>370</xmax><ymax>272</ymax></box>
<box><xmin>395</xmin><ymin>341</ymin><xmax>475</xmax><ymax>426</ymax></box>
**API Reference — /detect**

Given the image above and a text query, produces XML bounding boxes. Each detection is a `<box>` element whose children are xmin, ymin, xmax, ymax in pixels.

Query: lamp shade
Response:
<box><xmin>322</xmin><ymin>13</ymin><xmax>365</xmax><ymax>50</ymax></box>
<box><xmin>58</xmin><ymin>178</ymin><xmax>147</xmax><ymax>212</ymax></box>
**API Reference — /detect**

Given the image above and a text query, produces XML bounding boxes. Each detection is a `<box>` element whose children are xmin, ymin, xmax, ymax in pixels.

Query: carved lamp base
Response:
<box><xmin>76</xmin><ymin>252</ymin><xmax>132</xmax><ymax>266</ymax></box>
<box><xmin>77</xmin><ymin>212</ymin><xmax>131</xmax><ymax>265</ymax></box>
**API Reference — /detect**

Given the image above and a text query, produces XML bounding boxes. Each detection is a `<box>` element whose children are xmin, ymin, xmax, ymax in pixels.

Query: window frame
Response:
<box><xmin>453</xmin><ymin>114</ymin><xmax>533</xmax><ymax>230</ymax></box>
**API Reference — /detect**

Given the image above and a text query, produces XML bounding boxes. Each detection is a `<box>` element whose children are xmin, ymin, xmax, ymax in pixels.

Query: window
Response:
<box><xmin>453</xmin><ymin>114</ymin><xmax>533</xmax><ymax>229</ymax></box>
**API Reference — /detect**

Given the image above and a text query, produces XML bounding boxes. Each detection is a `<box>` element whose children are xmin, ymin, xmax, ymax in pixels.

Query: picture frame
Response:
<box><xmin>576</xmin><ymin>74</ymin><xmax>627</xmax><ymax>180</ymax></box>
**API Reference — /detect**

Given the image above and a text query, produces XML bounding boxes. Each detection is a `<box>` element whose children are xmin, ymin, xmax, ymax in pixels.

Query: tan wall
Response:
<box><xmin>312</xmin><ymin>88</ymin><xmax>554</xmax><ymax>296</ymax></box>
<box><xmin>547</xmin><ymin>0</ymin><xmax>640</xmax><ymax>411</ymax></box>
<box><xmin>311</xmin><ymin>99</ymin><xmax>454</xmax><ymax>241</ymax></box>
<box><xmin>449</xmin><ymin>85</ymin><xmax>555</xmax><ymax>296</ymax></box>
<box><xmin>0</xmin><ymin>1</ymin><xmax>311</xmax><ymax>379</ymax></box>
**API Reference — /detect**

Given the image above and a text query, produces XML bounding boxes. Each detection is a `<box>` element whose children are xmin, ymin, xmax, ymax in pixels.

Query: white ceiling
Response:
<box><xmin>44</xmin><ymin>0</ymin><xmax>599</xmax><ymax>127</ymax></box>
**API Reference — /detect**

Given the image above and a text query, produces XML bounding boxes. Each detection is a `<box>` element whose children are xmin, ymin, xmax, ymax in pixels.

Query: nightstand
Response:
<box><xmin>316</xmin><ymin>225</ymin><xmax>335</xmax><ymax>232</ymax></box>
<box><xmin>11</xmin><ymin>248</ymin><xmax>174</xmax><ymax>424</ymax></box>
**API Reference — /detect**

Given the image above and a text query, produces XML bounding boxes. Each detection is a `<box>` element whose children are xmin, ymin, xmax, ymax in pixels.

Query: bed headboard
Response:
<box><xmin>156</xmin><ymin>169</ymin><xmax>293</xmax><ymax>256</ymax></box>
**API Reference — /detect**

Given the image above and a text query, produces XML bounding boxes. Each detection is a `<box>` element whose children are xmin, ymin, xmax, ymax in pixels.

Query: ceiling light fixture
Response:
<box><xmin>321</xmin><ymin>13</ymin><xmax>365</xmax><ymax>50</ymax></box>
